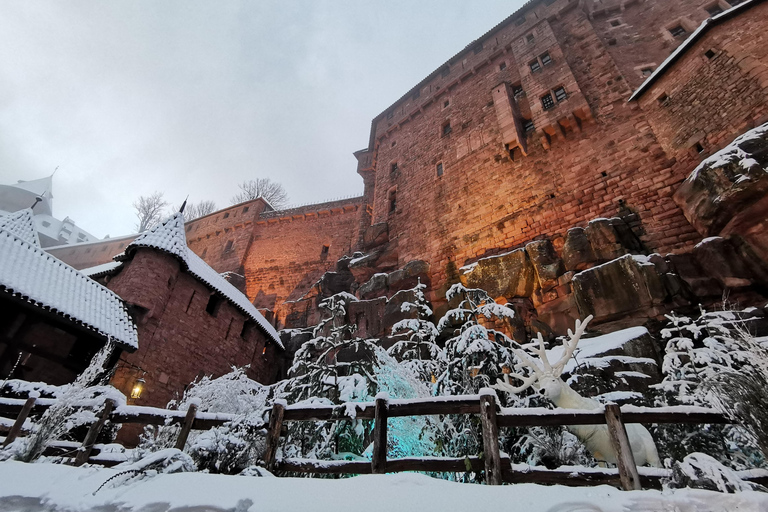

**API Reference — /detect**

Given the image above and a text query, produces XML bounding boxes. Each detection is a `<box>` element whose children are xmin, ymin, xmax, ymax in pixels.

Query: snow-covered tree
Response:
<box><xmin>654</xmin><ymin>309</ymin><xmax>766</xmax><ymax>469</ymax></box>
<box><xmin>388</xmin><ymin>280</ymin><xmax>445</xmax><ymax>387</ymax></box>
<box><xmin>436</xmin><ymin>284</ymin><xmax>516</xmax><ymax>396</ymax></box>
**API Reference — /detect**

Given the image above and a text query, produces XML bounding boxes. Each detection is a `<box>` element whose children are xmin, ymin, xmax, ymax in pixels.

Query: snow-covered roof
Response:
<box><xmin>81</xmin><ymin>261</ymin><xmax>124</xmax><ymax>279</ymax></box>
<box><xmin>629</xmin><ymin>0</ymin><xmax>762</xmax><ymax>102</ymax></box>
<box><xmin>0</xmin><ymin>212</ymin><xmax>138</xmax><ymax>350</ymax></box>
<box><xmin>0</xmin><ymin>209</ymin><xmax>40</xmax><ymax>247</ymax></box>
<box><xmin>120</xmin><ymin>213</ymin><xmax>283</xmax><ymax>349</ymax></box>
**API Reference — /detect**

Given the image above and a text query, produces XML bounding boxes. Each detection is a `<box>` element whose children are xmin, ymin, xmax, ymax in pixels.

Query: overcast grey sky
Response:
<box><xmin>0</xmin><ymin>0</ymin><xmax>525</xmax><ymax>238</ymax></box>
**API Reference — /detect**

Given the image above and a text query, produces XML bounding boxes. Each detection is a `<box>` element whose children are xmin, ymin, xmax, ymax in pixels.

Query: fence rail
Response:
<box><xmin>1</xmin><ymin>392</ymin><xmax>765</xmax><ymax>491</ymax></box>
<box><xmin>263</xmin><ymin>390</ymin><xmax>760</xmax><ymax>491</ymax></box>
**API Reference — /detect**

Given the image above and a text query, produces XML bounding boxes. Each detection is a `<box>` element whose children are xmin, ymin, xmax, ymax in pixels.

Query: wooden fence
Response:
<box><xmin>2</xmin><ymin>391</ymin><xmax>766</xmax><ymax>491</ymax></box>
<box><xmin>0</xmin><ymin>396</ymin><xmax>242</xmax><ymax>466</ymax></box>
<box><xmin>262</xmin><ymin>390</ymin><xmax>768</xmax><ymax>491</ymax></box>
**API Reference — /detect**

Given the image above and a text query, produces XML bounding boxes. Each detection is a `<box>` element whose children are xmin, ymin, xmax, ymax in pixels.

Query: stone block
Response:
<box><xmin>525</xmin><ymin>239</ymin><xmax>565</xmax><ymax>290</ymax></box>
<box><xmin>585</xmin><ymin>218</ymin><xmax>627</xmax><ymax>262</ymax></box>
<box><xmin>359</xmin><ymin>273</ymin><xmax>389</xmax><ymax>300</ymax></box>
<box><xmin>459</xmin><ymin>248</ymin><xmax>536</xmax><ymax>300</ymax></box>
<box><xmin>572</xmin><ymin>254</ymin><xmax>667</xmax><ymax>324</ymax></box>
<box><xmin>562</xmin><ymin>227</ymin><xmax>596</xmax><ymax>271</ymax></box>
<box><xmin>363</xmin><ymin>222</ymin><xmax>389</xmax><ymax>249</ymax></box>
<box><xmin>349</xmin><ymin>298</ymin><xmax>387</xmax><ymax>339</ymax></box>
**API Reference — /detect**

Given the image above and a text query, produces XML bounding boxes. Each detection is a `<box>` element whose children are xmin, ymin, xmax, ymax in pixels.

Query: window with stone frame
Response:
<box><xmin>541</xmin><ymin>93</ymin><xmax>555</xmax><ymax>110</ymax></box>
<box><xmin>526</xmin><ymin>33</ymin><xmax>535</xmax><ymax>44</ymax></box>
<box><xmin>442</xmin><ymin>121</ymin><xmax>452</xmax><ymax>136</ymax></box>
<box><xmin>522</xmin><ymin>118</ymin><xmax>535</xmax><ymax>133</ymax></box>
<box><xmin>512</xmin><ymin>83</ymin><xmax>524</xmax><ymax>98</ymax></box>
<box><xmin>529</xmin><ymin>59</ymin><xmax>541</xmax><ymax>73</ymax></box>
<box><xmin>705</xmin><ymin>3</ymin><xmax>724</xmax><ymax>16</ymax></box>
<box><xmin>554</xmin><ymin>86</ymin><xmax>567</xmax><ymax>102</ymax></box>
<box><xmin>540</xmin><ymin>52</ymin><xmax>552</xmax><ymax>66</ymax></box>
<box><xmin>436</xmin><ymin>162</ymin><xmax>444</xmax><ymax>177</ymax></box>
<box><xmin>390</xmin><ymin>162</ymin><xmax>399</xmax><ymax>175</ymax></box>
<box><xmin>388</xmin><ymin>189</ymin><xmax>397</xmax><ymax>214</ymax></box>
<box><xmin>224</xmin><ymin>240</ymin><xmax>234</xmax><ymax>253</ymax></box>
<box><xmin>669</xmin><ymin>25</ymin><xmax>687</xmax><ymax>37</ymax></box>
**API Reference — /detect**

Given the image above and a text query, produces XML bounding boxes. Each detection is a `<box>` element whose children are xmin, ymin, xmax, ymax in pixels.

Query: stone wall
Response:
<box><xmin>107</xmin><ymin>248</ymin><xmax>281</xmax><ymax>410</ymax></box>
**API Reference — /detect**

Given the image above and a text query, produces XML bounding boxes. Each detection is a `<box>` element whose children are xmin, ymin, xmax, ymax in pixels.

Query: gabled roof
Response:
<box><xmin>629</xmin><ymin>0</ymin><xmax>765</xmax><ymax>102</ymax></box>
<box><xmin>0</xmin><ymin>212</ymin><xmax>138</xmax><ymax>350</ymax></box>
<box><xmin>119</xmin><ymin>213</ymin><xmax>283</xmax><ymax>349</ymax></box>
<box><xmin>0</xmin><ymin>209</ymin><xmax>40</xmax><ymax>247</ymax></box>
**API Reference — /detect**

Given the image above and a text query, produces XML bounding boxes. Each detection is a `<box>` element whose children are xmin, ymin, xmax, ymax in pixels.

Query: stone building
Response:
<box><xmin>50</xmin><ymin>0</ymin><xmax>768</xmax><ymax>341</ymax></box>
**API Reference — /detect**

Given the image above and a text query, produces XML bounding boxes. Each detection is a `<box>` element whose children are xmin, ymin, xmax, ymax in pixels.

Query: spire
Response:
<box><xmin>179</xmin><ymin>195</ymin><xmax>189</xmax><ymax>213</ymax></box>
<box><xmin>0</xmin><ymin>209</ymin><xmax>41</xmax><ymax>247</ymax></box>
<box><xmin>125</xmin><ymin>212</ymin><xmax>188</xmax><ymax>264</ymax></box>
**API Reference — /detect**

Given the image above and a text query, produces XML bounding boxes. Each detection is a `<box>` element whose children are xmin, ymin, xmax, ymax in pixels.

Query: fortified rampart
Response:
<box><xmin>49</xmin><ymin>0</ymin><xmax>768</xmax><ymax>341</ymax></box>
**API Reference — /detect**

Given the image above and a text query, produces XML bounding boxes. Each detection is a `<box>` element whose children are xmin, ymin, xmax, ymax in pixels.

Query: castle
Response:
<box><xmin>48</xmin><ymin>0</ymin><xmax>768</xmax><ymax>345</ymax></box>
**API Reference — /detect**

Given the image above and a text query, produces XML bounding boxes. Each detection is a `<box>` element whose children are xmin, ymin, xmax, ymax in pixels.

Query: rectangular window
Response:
<box><xmin>512</xmin><ymin>84</ymin><xmax>524</xmax><ymax>98</ymax></box>
<box><xmin>388</xmin><ymin>190</ymin><xmax>397</xmax><ymax>214</ymax></box>
<box><xmin>706</xmin><ymin>5</ymin><xmax>724</xmax><ymax>16</ymax></box>
<box><xmin>442</xmin><ymin>122</ymin><xmax>452</xmax><ymax>136</ymax></box>
<box><xmin>526</xmin><ymin>33</ymin><xmax>535</xmax><ymax>44</ymax></box>
<box><xmin>705</xmin><ymin>49</ymin><xmax>716</xmax><ymax>59</ymax></box>
<box><xmin>554</xmin><ymin>86</ymin><xmax>567</xmax><ymax>102</ymax></box>
<box><xmin>529</xmin><ymin>59</ymin><xmax>541</xmax><ymax>73</ymax></box>
<box><xmin>541</xmin><ymin>93</ymin><xmax>555</xmax><ymax>110</ymax></box>
<box><xmin>540</xmin><ymin>52</ymin><xmax>552</xmax><ymax>66</ymax></box>
<box><xmin>436</xmin><ymin>163</ymin><xmax>444</xmax><ymax>177</ymax></box>
<box><xmin>443</xmin><ymin>99</ymin><xmax>450</xmax><ymax>108</ymax></box>
<box><xmin>523</xmin><ymin>118</ymin><xmax>535</xmax><ymax>133</ymax></box>
<box><xmin>223</xmin><ymin>212</ymin><xmax>229</xmax><ymax>219</ymax></box>
<box><xmin>205</xmin><ymin>294</ymin><xmax>222</xmax><ymax>316</ymax></box>
<box><xmin>224</xmin><ymin>240</ymin><xmax>234</xmax><ymax>252</ymax></box>
<box><xmin>669</xmin><ymin>25</ymin><xmax>687</xmax><ymax>37</ymax></box>
<box><xmin>320</xmin><ymin>244</ymin><xmax>330</xmax><ymax>259</ymax></box>
<box><xmin>390</xmin><ymin>162</ymin><xmax>398</xmax><ymax>175</ymax></box>
<box><xmin>657</xmin><ymin>92</ymin><xmax>669</xmax><ymax>105</ymax></box>
<box><xmin>243</xmin><ymin>206</ymin><xmax>249</xmax><ymax>213</ymax></box>
<box><xmin>499</xmin><ymin>62</ymin><xmax>507</xmax><ymax>71</ymax></box>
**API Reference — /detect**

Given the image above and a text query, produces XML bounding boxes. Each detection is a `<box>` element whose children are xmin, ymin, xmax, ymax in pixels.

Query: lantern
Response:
<box><xmin>130</xmin><ymin>378</ymin><xmax>146</xmax><ymax>399</ymax></box>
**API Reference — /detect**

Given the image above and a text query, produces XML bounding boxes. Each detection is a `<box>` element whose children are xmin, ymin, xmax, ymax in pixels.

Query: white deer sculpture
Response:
<box><xmin>492</xmin><ymin>316</ymin><xmax>661</xmax><ymax>467</ymax></box>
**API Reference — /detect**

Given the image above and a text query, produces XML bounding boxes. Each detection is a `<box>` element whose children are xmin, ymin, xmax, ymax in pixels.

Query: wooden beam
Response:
<box><xmin>371</xmin><ymin>396</ymin><xmax>388</xmax><ymax>474</ymax></box>
<box><xmin>479</xmin><ymin>392</ymin><xmax>503</xmax><ymax>485</ymax></box>
<box><xmin>605</xmin><ymin>404</ymin><xmax>641</xmax><ymax>491</ymax></box>
<box><xmin>174</xmin><ymin>403</ymin><xmax>198</xmax><ymax>451</ymax></box>
<box><xmin>2</xmin><ymin>396</ymin><xmax>36</xmax><ymax>447</ymax></box>
<box><xmin>264</xmin><ymin>401</ymin><xmax>285</xmax><ymax>471</ymax></box>
<box><xmin>74</xmin><ymin>399</ymin><xmax>115</xmax><ymax>466</ymax></box>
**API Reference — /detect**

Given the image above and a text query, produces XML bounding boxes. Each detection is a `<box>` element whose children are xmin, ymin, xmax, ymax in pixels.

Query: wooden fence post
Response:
<box><xmin>479</xmin><ymin>389</ymin><xmax>503</xmax><ymax>485</ymax></box>
<box><xmin>74</xmin><ymin>399</ymin><xmax>115</xmax><ymax>466</ymax></box>
<box><xmin>2</xmin><ymin>395</ymin><xmax>37</xmax><ymax>448</ymax></box>
<box><xmin>372</xmin><ymin>395</ymin><xmax>388</xmax><ymax>474</ymax></box>
<box><xmin>604</xmin><ymin>404</ymin><xmax>641</xmax><ymax>491</ymax></box>
<box><xmin>264</xmin><ymin>400</ymin><xmax>285</xmax><ymax>471</ymax></box>
<box><xmin>174</xmin><ymin>402</ymin><xmax>198</xmax><ymax>451</ymax></box>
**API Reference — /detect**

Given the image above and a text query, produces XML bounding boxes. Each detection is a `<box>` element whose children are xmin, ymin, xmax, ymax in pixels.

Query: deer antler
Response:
<box><xmin>550</xmin><ymin>315</ymin><xmax>593</xmax><ymax>376</ymax></box>
<box><xmin>492</xmin><ymin>371</ymin><xmax>539</xmax><ymax>394</ymax></box>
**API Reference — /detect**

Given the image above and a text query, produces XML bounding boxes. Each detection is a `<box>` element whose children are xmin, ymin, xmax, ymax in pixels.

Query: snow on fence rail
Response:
<box><xmin>0</xmin><ymin>397</ymin><xmax>244</xmax><ymax>466</ymax></box>
<box><xmin>263</xmin><ymin>390</ymin><xmax>767</xmax><ymax>491</ymax></box>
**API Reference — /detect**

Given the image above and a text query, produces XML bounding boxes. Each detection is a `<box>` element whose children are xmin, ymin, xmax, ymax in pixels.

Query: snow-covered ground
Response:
<box><xmin>0</xmin><ymin>461</ymin><xmax>766</xmax><ymax>512</ymax></box>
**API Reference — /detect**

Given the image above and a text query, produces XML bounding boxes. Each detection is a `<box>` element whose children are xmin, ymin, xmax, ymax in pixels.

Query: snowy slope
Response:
<box><xmin>0</xmin><ymin>461</ymin><xmax>766</xmax><ymax>512</ymax></box>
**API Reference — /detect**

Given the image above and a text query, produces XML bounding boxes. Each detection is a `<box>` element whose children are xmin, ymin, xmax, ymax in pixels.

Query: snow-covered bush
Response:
<box><xmin>668</xmin><ymin>453</ymin><xmax>762</xmax><ymax>493</ymax></box>
<box><xmin>136</xmin><ymin>367</ymin><xmax>271</xmax><ymax>475</ymax></box>
<box><xmin>654</xmin><ymin>309</ymin><xmax>766</xmax><ymax>469</ymax></box>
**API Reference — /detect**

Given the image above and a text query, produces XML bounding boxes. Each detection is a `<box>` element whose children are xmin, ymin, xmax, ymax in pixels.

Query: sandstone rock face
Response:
<box><xmin>585</xmin><ymin>218</ymin><xmax>629</xmax><ymax>263</ymax></box>
<box><xmin>459</xmin><ymin>249</ymin><xmax>535</xmax><ymax>300</ymax></box>
<box><xmin>357</xmin><ymin>260</ymin><xmax>430</xmax><ymax>300</ymax></box>
<box><xmin>525</xmin><ymin>239</ymin><xmax>564</xmax><ymax>290</ymax></box>
<box><xmin>562</xmin><ymin>228</ymin><xmax>596</xmax><ymax>271</ymax></box>
<box><xmin>674</xmin><ymin>123</ymin><xmax>768</xmax><ymax>241</ymax></box>
<box><xmin>572</xmin><ymin>255</ymin><xmax>666</xmax><ymax>324</ymax></box>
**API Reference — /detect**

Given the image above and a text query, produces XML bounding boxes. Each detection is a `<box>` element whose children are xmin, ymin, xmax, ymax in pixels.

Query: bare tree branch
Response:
<box><xmin>230</xmin><ymin>178</ymin><xmax>289</xmax><ymax>210</ymax></box>
<box><xmin>133</xmin><ymin>191</ymin><xmax>169</xmax><ymax>232</ymax></box>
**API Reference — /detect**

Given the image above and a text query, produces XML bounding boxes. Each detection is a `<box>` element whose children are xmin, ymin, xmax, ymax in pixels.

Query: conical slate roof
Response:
<box><xmin>120</xmin><ymin>213</ymin><xmax>282</xmax><ymax>348</ymax></box>
<box><xmin>0</xmin><ymin>209</ymin><xmax>40</xmax><ymax>247</ymax></box>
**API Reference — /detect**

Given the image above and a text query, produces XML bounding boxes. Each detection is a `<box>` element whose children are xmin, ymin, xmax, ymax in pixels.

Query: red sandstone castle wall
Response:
<box><xmin>185</xmin><ymin>199</ymin><xmax>270</xmax><ymax>278</ymax></box>
<box><xmin>107</xmin><ymin>249</ymin><xmax>280</xmax><ymax>409</ymax></box>
<box><xmin>636</xmin><ymin>2</ymin><xmax>768</xmax><ymax>158</ymax></box>
<box><xmin>364</xmin><ymin>0</ymin><xmax>707</xmax><ymax>298</ymax></box>
<box><xmin>244</xmin><ymin>199</ymin><xmax>363</xmax><ymax>313</ymax></box>
<box><xmin>47</xmin><ymin>235</ymin><xmax>136</xmax><ymax>270</ymax></box>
